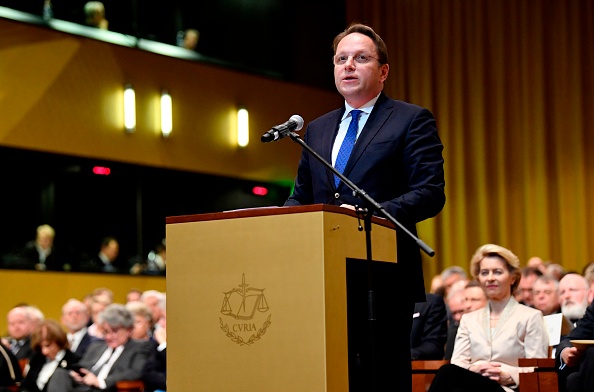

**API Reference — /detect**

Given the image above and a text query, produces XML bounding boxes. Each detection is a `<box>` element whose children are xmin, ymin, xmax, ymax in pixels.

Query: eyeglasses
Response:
<box><xmin>333</xmin><ymin>53</ymin><xmax>379</xmax><ymax>65</ymax></box>
<box><xmin>101</xmin><ymin>327</ymin><xmax>127</xmax><ymax>336</ymax></box>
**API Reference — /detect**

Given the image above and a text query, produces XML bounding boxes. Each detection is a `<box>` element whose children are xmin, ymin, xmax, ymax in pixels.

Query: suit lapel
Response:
<box><xmin>322</xmin><ymin>109</ymin><xmax>344</xmax><ymax>188</ymax></box>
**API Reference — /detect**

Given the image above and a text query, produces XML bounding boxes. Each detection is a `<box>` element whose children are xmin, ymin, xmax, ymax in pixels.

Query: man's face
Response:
<box><xmin>532</xmin><ymin>280</ymin><xmax>560</xmax><ymax>315</ymax></box>
<box><xmin>101</xmin><ymin>323</ymin><xmax>131</xmax><ymax>349</ymax></box>
<box><xmin>7</xmin><ymin>308</ymin><xmax>31</xmax><ymax>340</ymax></box>
<box><xmin>102</xmin><ymin>240</ymin><xmax>119</xmax><ymax>262</ymax></box>
<box><xmin>333</xmin><ymin>33</ymin><xmax>388</xmax><ymax>107</ymax></box>
<box><xmin>62</xmin><ymin>305</ymin><xmax>89</xmax><ymax>332</ymax></box>
<box><xmin>464</xmin><ymin>286</ymin><xmax>488</xmax><ymax>313</ymax></box>
<box><xmin>559</xmin><ymin>275</ymin><xmax>590</xmax><ymax>320</ymax></box>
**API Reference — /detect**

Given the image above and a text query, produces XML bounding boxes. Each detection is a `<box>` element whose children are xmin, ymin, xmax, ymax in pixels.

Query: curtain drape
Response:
<box><xmin>346</xmin><ymin>0</ymin><xmax>594</xmax><ymax>285</ymax></box>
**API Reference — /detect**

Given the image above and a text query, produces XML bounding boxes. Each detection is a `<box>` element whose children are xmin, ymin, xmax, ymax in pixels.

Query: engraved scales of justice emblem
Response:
<box><xmin>219</xmin><ymin>273</ymin><xmax>271</xmax><ymax>346</ymax></box>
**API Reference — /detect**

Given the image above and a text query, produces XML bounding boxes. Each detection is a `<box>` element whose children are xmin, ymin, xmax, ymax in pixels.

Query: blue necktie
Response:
<box><xmin>334</xmin><ymin>109</ymin><xmax>362</xmax><ymax>187</ymax></box>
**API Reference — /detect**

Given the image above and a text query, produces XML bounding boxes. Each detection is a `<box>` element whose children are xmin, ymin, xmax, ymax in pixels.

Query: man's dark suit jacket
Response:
<box><xmin>12</xmin><ymin>337</ymin><xmax>34</xmax><ymax>361</ymax></box>
<box><xmin>0</xmin><ymin>344</ymin><xmax>21</xmax><ymax>388</ymax></box>
<box><xmin>71</xmin><ymin>339</ymin><xmax>151</xmax><ymax>391</ymax></box>
<box><xmin>284</xmin><ymin>92</ymin><xmax>445</xmax><ymax>391</ymax></box>
<box><xmin>285</xmin><ymin>92</ymin><xmax>446</xmax><ymax>302</ymax></box>
<box><xmin>20</xmin><ymin>349</ymin><xmax>80</xmax><ymax>392</ymax></box>
<box><xmin>556</xmin><ymin>300</ymin><xmax>594</xmax><ymax>389</ymax></box>
<box><xmin>411</xmin><ymin>293</ymin><xmax>448</xmax><ymax>360</ymax></box>
<box><xmin>73</xmin><ymin>332</ymin><xmax>101</xmax><ymax>358</ymax></box>
<box><xmin>142</xmin><ymin>343</ymin><xmax>166</xmax><ymax>392</ymax></box>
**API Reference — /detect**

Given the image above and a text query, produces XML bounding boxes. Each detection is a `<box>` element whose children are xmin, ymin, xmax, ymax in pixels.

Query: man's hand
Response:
<box><xmin>561</xmin><ymin>347</ymin><xmax>582</xmax><ymax>367</ymax></box>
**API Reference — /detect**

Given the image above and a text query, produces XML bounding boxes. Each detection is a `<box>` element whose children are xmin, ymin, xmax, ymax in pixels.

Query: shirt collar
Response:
<box><xmin>342</xmin><ymin>92</ymin><xmax>380</xmax><ymax>121</ymax></box>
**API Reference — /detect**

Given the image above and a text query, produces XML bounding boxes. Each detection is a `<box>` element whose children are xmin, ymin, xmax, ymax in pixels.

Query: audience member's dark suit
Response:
<box><xmin>0</xmin><ymin>343</ymin><xmax>22</xmax><ymax>389</ymax></box>
<box><xmin>78</xmin><ymin>255</ymin><xmax>119</xmax><ymax>273</ymax></box>
<box><xmin>10</xmin><ymin>337</ymin><xmax>34</xmax><ymax>361</ymax></box>
<box><xmin>556</xmin><ymin>301</ymin><xmax>594</xmax><ymax>392</ymax></box>
<box><xmin>285</xmin><ymin>92</ymin><xmax>445</xmax><ymax>390</ymax></box>
<box><xmin>20</xmin><ymin>349</ymin><xmax>80</xmax><ymax>392</ymax></box>
<box><xmin>444</xmin><ymin>321</ymin><xmax>459</xmax><ymax>360</ymax></box>
<box><xmin>2</xmin><ymin>243</ymin><xmax>62</xmax><ymax>271</ymax></box>
<box><xmin>72</xmin><ymin>332</ymin><xmax>101</xmax><ymax>358</ymax></box>
<box><xmin>411</xmin><ymin>293</ymin><xmax>448</xmax><ymax>360</ymax></box>
<box><xmin>48</xmin><ymin>338</ymin><xmax>151</xmax><ymax>391</ymax></box>
<box><xmin>142</xmin><ymin>343</ymin><xmax>166</xmax><ymax>392</ymax></box>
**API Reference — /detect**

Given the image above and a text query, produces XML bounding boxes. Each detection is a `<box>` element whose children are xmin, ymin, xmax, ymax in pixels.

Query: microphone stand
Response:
<box><xmin>283</xmin><ymin>130</ymin><xmax>435</xmax><ymax>391</ymax></box>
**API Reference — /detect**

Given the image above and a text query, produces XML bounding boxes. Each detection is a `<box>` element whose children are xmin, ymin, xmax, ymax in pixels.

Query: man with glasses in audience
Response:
<box><xmin>48</xmin><ymin>304</ymin><xmax>151</xmax><ymax>391</ymax></box>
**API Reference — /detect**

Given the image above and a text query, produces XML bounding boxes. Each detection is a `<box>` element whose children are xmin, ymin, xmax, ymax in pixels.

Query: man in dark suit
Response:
<box><xmin>79</xmin><ymin>237</ymin><xmax>120</xmax><ymax>273</ymax></box>
<box><xmin>61</xmin><ymin>299</ymin><xmax>100</xmax><ymax>357</ymax></box>
<box><xmin>411</xmin><ymin>293</ymin><xmax>448</xmax><ymax>360</ymax></box>
<box><xmin>6</xmin><ymin>224</ymin><xmax>63</xmax><ymax>271</ymax></box>
<box><xmin>1</xmin><ymin>306</ymin><xmax>35</xmax><ymax>362</ymax></box>
<box><xmin>284</xmin><ymin>23</ymin><xmax>445</xmax><ymax>391</ymax></box>
<box><xmin>556</xmin><ymin>300</ymin><xmax>594</xmax><ymax>392</ymax></box>
<box><xmin>48</xmin><ymin>304</ymin><xmax>151</xmax><ymax>391</ymax></box>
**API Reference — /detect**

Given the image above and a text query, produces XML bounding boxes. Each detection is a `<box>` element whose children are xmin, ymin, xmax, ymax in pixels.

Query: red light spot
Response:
<box><xmin>92</xmin><ymin>166</ymin><xmax>111</xmax><ymax>175</ymax></box>
<box><xmin>252</xmin><ymin>186</ymin><xmax>268</xmax><ymax>196</ymax></box>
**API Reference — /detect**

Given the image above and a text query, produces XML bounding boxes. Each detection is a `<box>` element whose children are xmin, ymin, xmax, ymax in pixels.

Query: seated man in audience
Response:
<box><xmin>1</xmin><ymin>305</ymin><xmax>36</xmax><ymax>361</ymax></box>
<box><xmin>61</xmin><ymin>299</ymin><xmax>101</xmax><ymax>357</ymax></box>
<box><xmin>559</xmin><ymin>273</ymin><xmax>591</xmax><ymax>326</ymax></box>
<box><xmin>462</xmin><ymin>280</ymin><xmax>488</xmax><ymax>314</ymax></box>
<box><xmin>141</xmin><ymin>290</ymin><xmax>166</xmax><ymax>329</ymax></box>
<box><xmin>440</xmin><ymin>266</ymin><xmax>468</xmax><ymax>299</ymax></box>
<box><xmin>79</xmin><ymin>237</ymin><xmax>120</xmax><ymax>273</ymax></box>
<box><xmin>47</xmin><ymin>304</ymin><xmax>152</xmax><ymax>391</ymax></box>
<box><xmin>12</xmin><ymin>224</ymin><xmax>61</xmax><ymax>271</ymax></box>
<box><xmin>126</xmin><ymin>289</ymin><xmax>142</xmax><ymax>304</ymax></box>
<box><xmin>410</xmin><ymin>293</ymin><xmax>448</xmax><ymax>360</ymax></box>
<box><xmin>533</xmin><ymin>275</ymin><xmax>561</xmax><ymax>316</ymax></box>
<box><xmin>556</xmin><ymin>300</ymin><xmax>594</xmax><ymax>392</ymax></box>
<box><xmin>443</xmin><ymin>288</ymin><xmax>466</xmax><ymax>360</ymax></box>
<box><xmin>515</xmin><ymin>266</ymin><xmax>543</xmax><ymax>307</ymax></box>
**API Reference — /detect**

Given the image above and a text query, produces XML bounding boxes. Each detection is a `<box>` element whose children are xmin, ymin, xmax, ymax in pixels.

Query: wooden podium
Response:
<box><xmin>166</xmin><ymin>204</ymin><xmax>398</xmax><ymax>391</ymax></box>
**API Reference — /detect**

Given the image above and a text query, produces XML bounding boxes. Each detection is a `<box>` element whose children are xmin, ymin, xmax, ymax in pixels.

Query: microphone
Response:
<box><xmin>261</xmin><ymin>115</ymin><xmax>304</xmax><ymax>143</ymax></box>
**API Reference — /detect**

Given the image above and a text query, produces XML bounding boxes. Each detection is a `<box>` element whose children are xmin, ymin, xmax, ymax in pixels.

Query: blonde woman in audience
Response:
<box><xmin>86</xmin><ymin>295</ymin><xmax>111</xmax><ymax>339</ymax></box>
<box><xmin>428</xmin><ymin>244</ymin><xmax>549</xmax><ymax>392</ymax></box>
<box><xmin>125</xmin><ymin>301</ymin><xmax>153</xmax><ymax>341</ymax></box>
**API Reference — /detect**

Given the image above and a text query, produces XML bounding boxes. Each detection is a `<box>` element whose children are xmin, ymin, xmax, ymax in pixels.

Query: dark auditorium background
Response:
<box><xmin>1</xmin><ymin>0</ymin><xmax>593</xmax><ymax>285</ymax></box>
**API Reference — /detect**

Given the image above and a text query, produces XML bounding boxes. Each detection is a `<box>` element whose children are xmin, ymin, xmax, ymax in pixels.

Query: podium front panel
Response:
<box><xmin>167</xmin><ymin>207</ymin><xmax>397</xmax><ymax>391</ymax></box>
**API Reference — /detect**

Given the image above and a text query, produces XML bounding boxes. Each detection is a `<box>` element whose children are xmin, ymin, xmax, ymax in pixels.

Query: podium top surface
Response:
<box><xmin>166</xmin><ymin>204</ymin><xmax>395</xmax><ymax>230</ymax></box>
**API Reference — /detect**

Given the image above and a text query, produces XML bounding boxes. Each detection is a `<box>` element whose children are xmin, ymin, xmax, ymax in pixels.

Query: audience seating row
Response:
<box><xmin>411</xmin><ymin>358</ymin><xmax>558</xmax><ymax>392</ymax></box>
<box><xmin>8</xmin><ymin>358</ymin><xmax>144</xmax><ymax>392</ymax></box>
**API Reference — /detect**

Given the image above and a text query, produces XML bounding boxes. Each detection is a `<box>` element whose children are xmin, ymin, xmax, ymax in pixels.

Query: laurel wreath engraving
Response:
<box><xmin>219</xmin><ymin>315</ymin><xmax>272</xmax><ymax>346</ymax></box>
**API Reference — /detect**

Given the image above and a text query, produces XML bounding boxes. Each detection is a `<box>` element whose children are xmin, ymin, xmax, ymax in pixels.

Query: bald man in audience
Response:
<box><xmin>1</xmin><ymin>306</ymin><xmax>35</xmax><ymax>361</ymax></box>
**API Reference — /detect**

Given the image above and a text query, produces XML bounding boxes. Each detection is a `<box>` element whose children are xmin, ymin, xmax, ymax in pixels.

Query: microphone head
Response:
<box><xmin>290</xmin><ymin>115</ymin><xmax>304</xmax><ymax>131</ymax></box>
